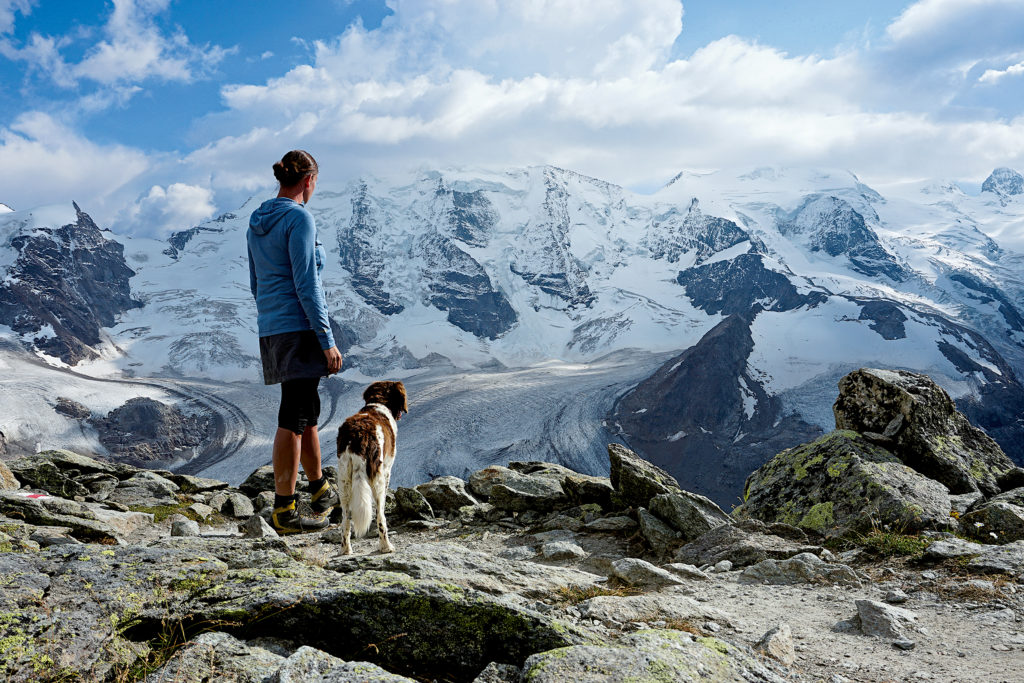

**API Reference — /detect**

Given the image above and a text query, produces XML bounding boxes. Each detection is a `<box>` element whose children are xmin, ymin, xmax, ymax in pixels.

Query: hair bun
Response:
<box><xmin>273</xmin><ymin>150</ymin><xmax>318</xmax><ymax>187</ymax></box>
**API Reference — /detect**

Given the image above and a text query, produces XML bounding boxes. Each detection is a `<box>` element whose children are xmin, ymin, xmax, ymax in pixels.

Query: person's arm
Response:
<box><xmin>287</xmin><ymin>211</ymin><xmax>336</xmax><ymax>351</ymax></box>
<box><xmin>247</xmin><ymin>243</ymin><xmax>258</xmax><ymax>299</ymax></box>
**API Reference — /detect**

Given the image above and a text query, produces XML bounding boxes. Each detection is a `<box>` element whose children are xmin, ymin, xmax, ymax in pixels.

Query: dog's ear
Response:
<box><xmin>390</xmin><ymin>381</ymin><xmax>408</xmax><ymax>416</ymax></box>
<box><xmin>363</xmin><ymin>382</ymin><xmax>385</xmax><ymax>405</ymax></box>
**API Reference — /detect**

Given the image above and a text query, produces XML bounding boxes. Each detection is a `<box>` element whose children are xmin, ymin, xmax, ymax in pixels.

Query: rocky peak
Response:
<box><xmin>0</xmin><ymin>202</ymin><xmax>141</xmax><ymax>363</ymax></box>
<box><xmin>645</xmin><ymin>198</ymin><xmax>751</xmax><ymax>264</ymax></box>
<box><xmin>340</xmin><ymin>184</ymin><xmax>404</xmax><ymax>315</ymax></box>
<box><xmin>982</xmin><ymin>167</ymin><xmax>1024</xmax><ymax>197</ymax></box>
<box><xmin>780</xmin><ymin>194</ymin><xmax>908</xmax><ymax>281</ymax></box>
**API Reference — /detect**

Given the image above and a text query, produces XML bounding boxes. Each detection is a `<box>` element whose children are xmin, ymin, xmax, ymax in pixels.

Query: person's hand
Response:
<box><xmin>324</xmin><ymin>346</ymin><xmax>343</xmax><ymax>374</ymax></box>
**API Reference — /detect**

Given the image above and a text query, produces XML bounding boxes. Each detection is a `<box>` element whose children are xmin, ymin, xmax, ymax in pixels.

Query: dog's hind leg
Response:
<box><xmin>375</xmin><ymin>468</ymin><xmax>394</xmax><ymax>554</ymax></box>
<box><xmin>339</xmin><ymin>453</ymin><xmax>353</xmax><ymax>555</ymax></box>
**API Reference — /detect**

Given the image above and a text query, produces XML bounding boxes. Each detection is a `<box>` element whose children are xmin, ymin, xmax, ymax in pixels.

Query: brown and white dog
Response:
<box><xmin>336</xmin><ymin>380</ymin><xmax>408</xmax><ymax>555</ymax></box>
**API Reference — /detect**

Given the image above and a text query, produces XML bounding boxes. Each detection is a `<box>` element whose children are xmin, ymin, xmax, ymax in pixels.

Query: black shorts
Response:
<box><xmin>278</xmin><ymin>377</ymin><xmax>321</xmax><ymax>435</ymax></box>
<box><xmin>259</xmin><ymin>330</ymin><xmax>328</xmax><ymax>385</ymax></box>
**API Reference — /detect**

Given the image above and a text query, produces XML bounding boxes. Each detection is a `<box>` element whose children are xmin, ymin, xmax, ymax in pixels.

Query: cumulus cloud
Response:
<box><xmin>0</xmin><ymin>112</ymin><xmax>149</xmax><ymax>211</ymax></box>
<box><xmin>980</xmin><ymin>61</ymin><xmax>1024</xmax><ymax>84</ymax></box>
<box><xmin>2</xmin><ymin>0</ymin><xmax>232</xmax><ymax>98</ymax></box>
<box><xmin>115</xmin><ymin>182</ymin><xmax>216</xmax><ymax>237</ymax></box>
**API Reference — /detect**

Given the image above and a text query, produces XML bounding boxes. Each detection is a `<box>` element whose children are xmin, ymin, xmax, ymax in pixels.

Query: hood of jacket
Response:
<box><xmin>249</xmin><ymin>197</ymin><xmax>302</xmax><ymax>236</ymax></box>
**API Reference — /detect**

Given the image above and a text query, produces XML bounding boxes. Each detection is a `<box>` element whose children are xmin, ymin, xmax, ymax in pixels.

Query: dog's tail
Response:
<box><xmin>349</xmin><ymin>462</ymin><xmax>374</xmax><ymax>538</ymax></box>
<box><xmin>338</xmin><ymin>420</ymin><xmax>377</xmax><ymax>538</ymax></box>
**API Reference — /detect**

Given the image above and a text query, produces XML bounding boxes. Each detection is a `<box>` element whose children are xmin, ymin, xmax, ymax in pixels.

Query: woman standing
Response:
<box><xmin>247</xmin><ymin>150</ymin><xmax>343</xmax><ymax>534</ymax></box>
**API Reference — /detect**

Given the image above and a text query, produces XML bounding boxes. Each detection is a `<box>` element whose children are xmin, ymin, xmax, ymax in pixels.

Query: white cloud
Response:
<box><xmin>0</xmin><ymin>0</ymin><xmax>32</xmax><ymax>34</ymax></box>
<box><xmin>115</xmin><ymin>183</ymin><xmax>216</xmax><ymax>237</ymax></box>
<box><xmin>0</xmin><ymin>112</ymin><xmax>149</xmax><ymax>211</ymax></box>
<box><xmin>980</xmin><ymin>61</ymin><xmax>1024</xmax><ymax>83</ymax></box>
<box><xmin>2</xmin><ymin>0</ymin><xmax>231</xmax><ymax>101</ymax></box>
<box><xmin>885</xmin><ymin>0</ymin><xmax>1024</xmax><ymax>67</ymax></box>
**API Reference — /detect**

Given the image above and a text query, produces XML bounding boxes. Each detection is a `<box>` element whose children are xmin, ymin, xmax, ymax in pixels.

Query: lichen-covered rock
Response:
<box><xmin>608</xmin><ymin>443</ymin><xmax>681</xmax><ymax>509</ymax></box>
<box><xmin>145</xmin><ymin>631</ymin><xmax>283</xmax><ymax>682</ymax></box>
<box><xmin>833</xmin><ymin>368</ymin><xmax>1014</xmax><ymax>495</ymax></box>
<box><xmin>0</xmin><ymin>459</ymin><xmax>20</xmax><ymax>490</ymax></box>
<box><xmin>576</xmin><ymin>592</ymin><xmax>730</xmax><ymax>629</ymax></box>
<box><xmin>674</xmin><ymin>519</ymin><xmax>825</xmax><ymax>568</ymax></box>
<box><xmin>649</xmin><ymin>490</ymin><xmax>732</xmax><ymax>542</ymax></box>
<box><xmin>415</xmin><ymin>475</ymin><xmax>478</xmax><ymax>512</ymax></box>
<box><xmin>396</xmin><ymin>486</ymin><xmax>434</xmax><ymax>520</ymax></box>
<box><xmin>734</xmin><ymin>431</ymin><xmax>953</xmax><ymax>536</ymax></box>
<box><xmin>740</xmin><ymin>553</ymin><xmax>861</xmax><ymax>587</ymax></box>
<box><xmin>327</xmin><ymin>541</ymin><xmax>601</xmax><ymax>599</ymax></box>
<box><xmin>961</xmin><ymin>501</ymin><xmax>1024</xmax><ymax>544</ymax></box>
<box><xmin>521</xmin><ymin>629</ymin><xmax>788</xmax><ymax>682</ymax></box>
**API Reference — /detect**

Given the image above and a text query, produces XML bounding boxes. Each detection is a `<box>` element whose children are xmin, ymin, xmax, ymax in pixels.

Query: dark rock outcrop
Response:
<box><xmin>780</xmin><ymin>195</ymin><xmax>909</xmax><ymax>281</ymax></box>
<box><xmin>417</xmin><ymin>232</ymin><xmax>516</xmax><ymax>339</ymax></box>
<box><xmin>0</xmin><ymin>203</ymin><xmax>141</xmax><ymax>363</ymax></box>
<box><xmin>982</xmin><ymin>167</ymin><xmax>1024</xmax><ymax>198</ymax></box>
<box><xmin>163</xmin><ymin>225</ymin><xmax>225</xmax><ymax>259</ymax></box>
<box><xmin>340</xmin><ymin>185</ymin><xmax>404</xmax><ymax>315</ymax></box>
<box><xmin>92</xmin><ymin>397</ymin><xmax>213</xmax><ymax>464</ymax></box>
<box><xmin>644</xmin><ymin>199</ymin><xmax>751</xmax><ymax>264</ymax></box>
<box><xmin>676</xmin><ymin>253</ymin><xmax>828</xmax><ymax>316</ymax></box>
<box><xmin>612</xmin><ymin>314</ymin><xmax>822</xmax><ymax>506</ymax></box>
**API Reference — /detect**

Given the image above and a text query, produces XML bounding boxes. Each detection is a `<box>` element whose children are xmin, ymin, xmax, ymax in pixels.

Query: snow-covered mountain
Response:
<box><xmin>1</xmin><ymin>165</ymin><xmax>1022</xmax><ymax>505</ymax></box>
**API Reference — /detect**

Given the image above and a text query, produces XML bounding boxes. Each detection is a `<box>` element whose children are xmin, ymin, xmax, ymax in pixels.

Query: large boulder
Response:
<box><xmin>0</xmin><ymin>490</ymin><xmax>152</xmax><ymax>543</ymax></box>
<box><xmin>961</xmin><ymin>501</ymin><xmax>1024</xmax><ymax>544</ymax></box>
<box><xmin>607</xmin><ymin>443</ymin><xmax>680</xmax><ymax>509</ymax></box>
<box><xmin>833</xmin><ymin>368</ymin><xmax>1014</xmax><ymax>495</ymax></box>
<box><xmin>649</xmin><ymin>490</ymin><xmax>732</xmax><ymax>542</ymax></box>
<box><xmin>521</xmin><ymin>630</ymin><xmax>788</xmax><ymax>683</ymax></box>
<box><xmin>734</xmin><ymin>431</ymin><xmax>953</xmax><ymax>536</ymax></box>
<box><xmin>106</xmin><ymin>471</ymin><xmax>181</xmax><ymax>507</ymax></box>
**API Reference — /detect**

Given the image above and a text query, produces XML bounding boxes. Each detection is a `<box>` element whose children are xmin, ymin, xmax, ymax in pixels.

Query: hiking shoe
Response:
<box><xmin>271</xmin><ymin>497</ymin><xmax>329</xmax><ymax>534</ymax></box>
<box><xmin>309</xmin><ymin>479</ymin><xmax>340</xmax><ymax>517</ymax></box>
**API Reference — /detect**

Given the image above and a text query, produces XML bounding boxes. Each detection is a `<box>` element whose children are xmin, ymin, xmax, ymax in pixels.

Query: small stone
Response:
<box><xmin>894</xmin><ymin>639</ymin><xmax>916</xmax><ymax>650</ymax></box>
<box><xmin>396</xmin><ymin>487</ymin><xmax>435</xmax><ymax>520</ymax></box>
<box><xmin>921</xmin><ymin>570</ymin><xmax>938</xmax><ymax>580</ymax></box>
<box><xmin>755</xmin><ymin>623</ymin><xmax>796</xmax><ymax>667</ymax></box>
<box><xmin>188</xmin><ymin>503</ymin><xmax>214</xmax><ymax>519</ymax></box>
<box><xmin>855</xmin><ymin>599</ymin><xmax>918</xmax><ymax>641</ymax></box>
<box><xmin>208</xmin><ymin>491</ymin><xmax>255</xmax><ymax>518</ymax></box>
<box><xmin>416</xmin><ymin>476</ymin><xmax>478</xmax><ymax>512</ymax></box>
<box><xmin>884</xmin><ymin>588</ymin><xmax>909</xmax><ymax>604</ymax></box>
<box><xmin>991</xmin><ymin>644</ymin><xmax>1011</xmax><ymax>652</ymax></box>
<box><xmin>541</xmin><ymin>541</ymin><xmax>587</xmax><ymax>562</ymax></box>
<box><xmin>497</xmin><ymin>546</ymin><xmax>537</xmax><ymax>561</ymax></box>
<box><xmin>714</xmin><ymin>560</ymin><xmax>733</xmax><ymax>573</ymax></box>
<box><xmin>611</xmin><ymin>558</ymin><xmax>686</xmax><ymax>588</ymax></box>
<box><xmin>241</xmin><ymin>514</ymin><xmax>279</xmax><ymax>539</ymax></box>
<box><xmin>171</xmin><ymin>519</ymin><xmax>201</xmax><ymax>537</ymax></box>
<box><xmin>704</xmin><ymin>622</ymin><xmax>721</xmax><ymax>633</ymax></box>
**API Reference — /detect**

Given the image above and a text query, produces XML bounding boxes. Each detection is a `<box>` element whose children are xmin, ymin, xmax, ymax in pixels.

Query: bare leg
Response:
<box><xmin>299</xmin><ymin>425</ymin><xmax>323</xmax><ymax>482</ymax></box>
<box><xmin>272</xmin><ymin>428</ymin><xmax>302</xmax><ymax>496</ymax></box>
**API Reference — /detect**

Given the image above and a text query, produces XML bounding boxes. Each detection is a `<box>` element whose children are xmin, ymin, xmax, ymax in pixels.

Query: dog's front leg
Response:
<box><xmin>339</xmin><ymin>458</ymin><xmax>353</xmax><ymax>555</ymax></box>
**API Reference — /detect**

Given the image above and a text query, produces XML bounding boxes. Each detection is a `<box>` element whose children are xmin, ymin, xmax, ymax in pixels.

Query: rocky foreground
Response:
<box><xmin>1</xmin><ymin>369</ymin><xmax>1023</xmax><ymax>682</ymax></box>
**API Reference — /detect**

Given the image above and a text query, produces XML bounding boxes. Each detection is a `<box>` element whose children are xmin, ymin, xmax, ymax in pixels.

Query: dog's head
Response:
<box><xmin>363</xmin><ymin>381</ymin><xmax>409</xmax><ymax>420</ymax></box>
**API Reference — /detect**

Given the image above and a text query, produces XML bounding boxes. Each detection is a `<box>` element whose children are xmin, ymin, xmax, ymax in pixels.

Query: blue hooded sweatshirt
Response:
<box><xmin>247</xmin><ymin>197</ymin><xmax>335</xmax><ymax>350</ymax></box>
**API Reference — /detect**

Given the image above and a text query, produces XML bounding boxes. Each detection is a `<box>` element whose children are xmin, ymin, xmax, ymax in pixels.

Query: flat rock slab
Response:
<box><xmin>521</xmin><ymin>629</ymin><xmax>787</xmax><ymax>682</ymax></box>
<box><xmin>577</xmin><ymin>591</ymin><xmax>731</xmax><ymax>627</ymax></box>
<box><xmin>611</xmin><ymin>557</ymin><xmax>686</xmax><ymax>588</ymax></box>
<box><xmin>967</xmin><ymin>540</ymin><xmax>1024</xmax><ymax>576</ymax></box>
<box><xmin>922</xmin><ymin>537</ymin><xmax>992</xmax><ymax>561</ymax></box>
<box><xmin>327</xmin><ymin>541</ymin><xmax>602</xmax><ymax>599</ymax></box>
<box><xmin>674</xmin><ymin>520</ymin><xmax>825</xmax><ymax>568</ymax></box>
<box><xmin>740</xmin><ymin>552</ymin><xmax>862</xmax><ymax>587</ymax></box>
<box><xmin>0</xmin><ymin>490</ymin><xmax>152</xmax><ymax>543</ymax></box>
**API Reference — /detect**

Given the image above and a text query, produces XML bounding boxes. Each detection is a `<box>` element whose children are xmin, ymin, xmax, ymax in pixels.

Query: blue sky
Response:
<box><xmin>1</xmin><ymin>0</ymin><xmax>1023</xmax><ymax>235</ymax></box>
